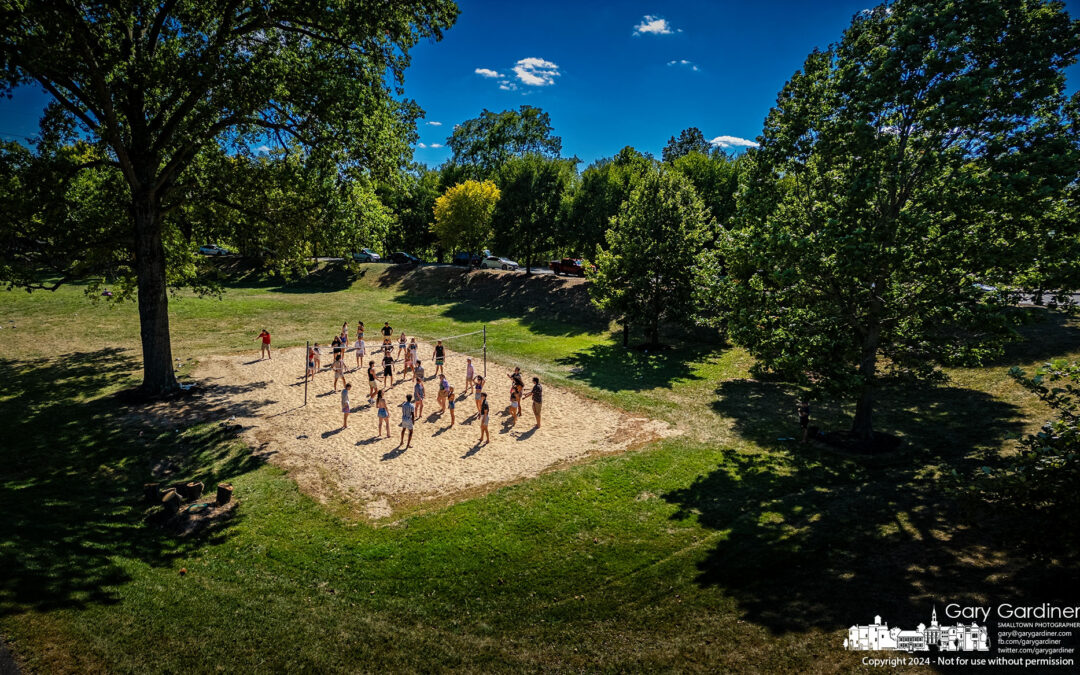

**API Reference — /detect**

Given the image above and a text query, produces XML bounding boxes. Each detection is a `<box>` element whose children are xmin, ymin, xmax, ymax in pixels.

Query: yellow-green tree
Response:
<box><xmin>432</xmin><ymin>180</ymin><xmax>500</xmax><ymax>255</ymax></box>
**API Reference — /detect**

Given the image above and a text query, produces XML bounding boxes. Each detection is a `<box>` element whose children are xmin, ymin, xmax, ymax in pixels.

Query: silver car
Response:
<box><xmin>480</xmin><ymin>255</ymin><xmax>519</xmax><ymax>271</ymax></box>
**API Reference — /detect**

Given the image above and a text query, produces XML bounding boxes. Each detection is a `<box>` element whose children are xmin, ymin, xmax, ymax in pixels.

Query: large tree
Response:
<box><xmin>446</xmin><ymin>105</ymin><xmax>562</xmax><ymax>177</ymax></box>
<box><xmin>714</xmin><ymin>1</ymin><xmax>1080</xmax><ymax>441</ymax></box>
<box><xmin>432</xmin><ymin>179</ymin><xmax>500</xmax><ymax>256</ymax></box>
<box><xmin>493</xmin><ymin>153</ymin><xmax>577</xmax><ymax>273</ymax></box>
<box><xmin>0</xmin><ymin>0</ymin><xmax>457</xmax><ymax>395</ymax></box>
<box><xmin>589</xmin><ymin>167</ymin><xmax>712</xmax><ymax>345</ymax></box>
<box><xmin>565</xmin><ymin>146</ymin><xmax>652</xmax><ymax>257</ymax></box>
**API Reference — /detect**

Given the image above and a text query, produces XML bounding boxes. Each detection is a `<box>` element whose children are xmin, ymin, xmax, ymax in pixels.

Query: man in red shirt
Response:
<box><xmin>255</xmin><ymin>329</ymin><xmax>272</xmax><ymax>360</ymax></box>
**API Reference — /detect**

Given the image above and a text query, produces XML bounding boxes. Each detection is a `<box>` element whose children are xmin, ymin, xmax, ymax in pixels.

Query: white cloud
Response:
<box><xmin>634</xmin><ymin>15</ymin><xmax>679</xmax><ymax>35</ymax></box>
<box><xmin>667</xmin><ymin>59</ymin><xmax>699</xmax><ymax>71</ymax></box>
<box><xmin>498</xmin><ymin>79</ymin><xmax>518</xmax><ymax>91</ymax></box>
<box><xmin>426</xmin><ymin>121</ymin><xmax>442</xmax><ymax>126</ymax></box>
<box><xmin>255</xmin><ymin>145</ymin><xmax>271</xmax><ymax>154</ymax></box>
<box><xmin>513</xmin><ymin>57</ymin><xmax>560</xmax><ymax>86</ymax></box>
<box><xmin>475</xmin><ymin>68</ymin><xmax>503</xmax><ymax>78</ymax></box>
<box><xmin>709</xmin><ymin>135</ymin><xmax>759</xmax><ymax>149</ymax></box>
<box><xmin>429</xmin><ymin>143</ymin><xmax>443</xmax><ymax>149</ymax></box>
<box><xmin>416</xmin><ymin>142</ymin><xmax>427</xmax><ymax>149</ymax></box>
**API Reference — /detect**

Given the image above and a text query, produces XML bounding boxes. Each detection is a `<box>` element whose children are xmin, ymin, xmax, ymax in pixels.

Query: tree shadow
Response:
<box><xmin>0</xmin><ymin>349</ymin><xmax>260</xmax><ymax>619</ymax></box>
<box><xmin>989</xmin><ymin>307</ymin><xmax>1080</xmax><ymax>366</ymax></box>
<box><xmin>664</xmin><ymin>378</ymin><xmax>1079</xmax><ymax>636</ymax></box>
<box><xmin>557</xmin><ymin>341</ymin><xmax>717</xmax><ymax>392</ymax></box>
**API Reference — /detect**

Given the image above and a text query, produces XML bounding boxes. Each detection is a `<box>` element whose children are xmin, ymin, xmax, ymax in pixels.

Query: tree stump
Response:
<box><xmin>144</xmin><ymin>482</ymin><xmax>161</xmax><ymax>504</ymax></box>
<box><xmin>216</xmin><ymin>483</ymin><xmax>233</xmax><ymax>506</ymax></box>
<box><xmin>162</xmin><ymin>489</ymin><xmax>181</xmax><ymax>516</ymax></box>
<box><xmin>182</xmin><ymin>481</ymin><xmax>204</xmax><ymax>501</ymax></box>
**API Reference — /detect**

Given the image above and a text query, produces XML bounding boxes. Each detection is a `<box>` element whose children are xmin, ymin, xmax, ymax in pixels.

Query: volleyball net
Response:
<box><xmin>302</xmin><ymin>326</ymin><xmax>488</xmax><ymax>405</ymax></box>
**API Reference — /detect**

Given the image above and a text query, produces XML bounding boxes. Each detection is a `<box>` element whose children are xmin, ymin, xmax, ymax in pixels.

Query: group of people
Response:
<box><xmin>284</xmin><ymin>321</ymin><xmax>543</xmax><ymax>450</ymax></box>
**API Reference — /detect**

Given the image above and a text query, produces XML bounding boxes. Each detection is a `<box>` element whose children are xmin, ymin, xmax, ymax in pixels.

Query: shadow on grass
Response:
<box><xmin>990</xmin><ymin>307</ymin><xmax>1080</xmax><ymax>366</ymax></box>
<box><xmin>0</xmin><ymin>348</ymin><xmax>263</xmax><ymax>619</ymax></box>
<box><xmin>665</xmin><ymin>377</ymin><xmax>1079</xmax><ymax>636</ymax></box>
<box><xmin>557</xmin><ymin>342</ymin><xmax>718</xmax><ymax>392</ymax></box>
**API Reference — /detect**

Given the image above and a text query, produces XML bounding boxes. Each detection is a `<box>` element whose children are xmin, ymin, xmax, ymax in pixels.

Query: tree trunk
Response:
<box><xmin>850</xmin><ymin>322</ymin><xmax>880</xmax><ymax>442</ymax></box>
<box><xmin>133</xmin><ymin>195</ymin><xmax>179</xmax><ymax>396</ymax></box>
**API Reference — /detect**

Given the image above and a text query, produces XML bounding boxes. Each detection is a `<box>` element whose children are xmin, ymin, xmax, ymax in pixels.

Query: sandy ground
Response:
<box><xmin>191</xmin><ymin>341</ymin><xmax>677</xmax><ymax>519</ymax></box>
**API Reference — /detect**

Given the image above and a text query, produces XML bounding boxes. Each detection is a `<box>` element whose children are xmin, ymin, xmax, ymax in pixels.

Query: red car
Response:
<box><xmin>549</xmin><ymin>258</ymin><xmax>592</xmax><ymax>276</ymax></box>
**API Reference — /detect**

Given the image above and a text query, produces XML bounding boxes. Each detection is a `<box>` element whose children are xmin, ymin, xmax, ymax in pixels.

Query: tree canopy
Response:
<box><xmin>712</xmin><ymin>0</ymin><xmax>1080</xmax><ymax>441</ymax></box>
<box><xmin>493</xmin><ymin>153</ymin><xmax>577</xmax><ymax>273</ymax></box>
<box><xmin>432</xmin><ymin>179</ymin><xmax>500</xmax><ymax>255</ymax></box>
<box><xmin>661</xmin><ymin>127</ymin><xmax>711</xmax><ymax>162</ymax></box>
<box><xmin>0</xmin><ymin>0</ymin><xmax>457</xmax><ymax>394</ymax></box>
<box><xmin>447</xmin><ymin>106</ymin><xmax>562</xmax><ymax>176</ymax></box>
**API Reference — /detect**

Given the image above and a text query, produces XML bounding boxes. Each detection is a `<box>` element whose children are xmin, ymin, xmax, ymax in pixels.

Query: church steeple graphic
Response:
<box><xmin>931</xmin><ymin>606</ymin><xmax>939</xmax><ymax>627</ymax></box>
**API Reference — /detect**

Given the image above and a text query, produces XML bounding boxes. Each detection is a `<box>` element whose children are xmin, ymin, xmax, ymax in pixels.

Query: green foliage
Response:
<box><xmin>661</xmin><ymin>127</ymin><xmax>712</xmax><ymax>163</ymax></box>
<box><xmin>432</xmin><ymin>179</ymin><xmax>501</xmax><ymax>255</ymax></box>
<box><xmin>668</xmin><ymin>150</ymin><xmax>743</xmax><ymax>237</ymax></box>
<box><xmin>565</xmin><ymin>147</ymin><xmax>652</xmax><ymax>257</ymax></box>
<box><xmin>493</xmin><ymin>154</ymin><xmax>577</xmax><ymax>271</ymax></box>
<box><xmin>713</xmin><ymin>0</ymin><xmax>1080</xmax><ymax>438</ymax></box>
<box><xmin>589</xmin><ymin>167</ymin><xmax>712</xmax><ymax>344</ymax></box>
<box><xmin>380</xmin><ymin>165</ymin><xmax>443</xmax><ymax>259</ymax></box>
<box><xmin>447</xmin><ymin>106</ymin><xmax>562</xmax><ymax>176</ymax></box>
<box><xmin>964</xmin><ymin>360</ymin><xmax>1080</xmax><ymax>550</ymax></box>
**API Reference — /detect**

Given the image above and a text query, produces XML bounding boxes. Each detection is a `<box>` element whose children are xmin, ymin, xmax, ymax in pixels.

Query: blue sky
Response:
<box><xmin>2</xmin><ymin>1</ymin><xmax>1078</xmax><ymax>165</ymax></box>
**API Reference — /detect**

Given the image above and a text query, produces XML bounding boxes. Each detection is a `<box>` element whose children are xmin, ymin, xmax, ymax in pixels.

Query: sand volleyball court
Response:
<box><xmin>192</xmin><ymin>341</ymin><xmax>677</xmax><ymax>519</ymax></box>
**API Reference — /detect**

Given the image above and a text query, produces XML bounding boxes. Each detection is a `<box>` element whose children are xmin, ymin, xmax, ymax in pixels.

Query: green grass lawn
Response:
<box><xmin>1</xmin><ymin>264</ymin><xmax>1077</xmax><ymax>672</ymax></box>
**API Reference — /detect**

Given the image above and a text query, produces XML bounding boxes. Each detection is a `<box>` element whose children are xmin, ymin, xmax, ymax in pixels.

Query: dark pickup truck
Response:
<box><xmin>549</xmin><ymin>258</ymin><xmax>591</xmax><ymax>276</ymax></box>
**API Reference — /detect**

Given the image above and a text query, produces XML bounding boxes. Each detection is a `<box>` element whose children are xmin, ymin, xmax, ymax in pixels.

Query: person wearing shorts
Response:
<box><xmin>366</xmin><ymin>361</ymin><xmax>377</xmax><ymax>399</ymax></box>
<box><xmin>397</xmin><ymin>332</ymin><xmax>407</xmax><ymax>359</ymax></box>
<box><xmin>306</xmin><ymin>346</ymin><xmax>316</xmax><ymax>382</ymax></box>
<box><xmin>509</xmin><ymin>386</ymin><xmax>520</xmax><ymax>424</ymax></box>
<box><xmin>340</xmin><ymin>383</ymin><xmax>352</xmax><ymax>429</ymax></box>
<box><xmin>356</xmin><ymin>322</ymin><xmax>365</xmax><ymax>342</ymax></box>
<box><xmin>382</xmin><ymin>351</ymin><xmax>395</xmax><ymax>386</ymax></box>
<box><xmin>478</xmin><ymin>393</ymin><xmax>490</xmax><ymax>445</ymax></box>
<box><xmin>354</xmin><ymin>336</ymin><xmax>365</xmax><ymax>369</ymax></box>
<box><xmin>399</xmin><ymin>394</ymin><xmax>415</xmax><ymax>448</ymax></box>
<box><xmin>414</xmin><ymin>360</ymin><xmax>425</xmax><ymax>382</ymax></box>
<box><xmin>413</xmin><ymin>379</ymin><xmax>425</xmax><ymax>418</ymax></box>
<box><xmin>332</xmin><ymin>354</ymin><xmax>347</xmax><ymax>392</ymax></box>
<box><xmin>474</xmin><ymin>376</ymin><xmax>485</xmax><ymax>415</ymax></box>
<box><xmin>523</xmin><ymin>377</ymin><xmax>543</xmax><ymax>428</ymax></box>
<box><xmin>255</xmin><ymin>329</ymin><xmax>271</xmax><ymax>360</ymax></box>
<box><xmin>381</xmin><ymin>322</ymin><xmax>393</xmax><ymax>339</ymax></box>
<box><xmin>376</xmin><ymin>389</ymin><xmax>390</xmax><ymax>437</ymax></box>
<box><xmin>447</xmin><ymin>385</ymin><xmax>456</xmax><ymax>427</ymax></box>
<box><xmin>436</xmin><ymin>374</ymin><xmax>449</xmax><ymax>413</ymax></box>
<box><xmin>465</xmin><ymin>358</ymin><xmax>475</xmax><ymax>394</ymax></box>
<box><xmin>312</xmin><ymin>343</ymin><xmax>322</xmax><ymax>371</ymax></box>
<box><xmin>431</xmin><ymin>340</ymin><xmax>446</xmax><ymax>377</ymax></box>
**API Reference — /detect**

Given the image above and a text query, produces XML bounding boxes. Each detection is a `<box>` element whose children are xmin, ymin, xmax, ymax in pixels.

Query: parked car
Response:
<box><xmin>390</xmin><ymin>251</ymin><xmax>422</xmax><ymax>265</ymax></box>
<box><xmin>549</xmin><ymin>257</ymin><xmax>593</xmax><ymax>276</ymax></box>
<box><xmin>351</xmin><ymin>248</ymin><xmax>382</xmax><ymax>263</ymax></box>
<box><xmin>198</xmin><ymin>244</ymin><xmax>233</xmax><ymax>256</ymax></box>
<box><xmin>480</xmin><ymin>255</ymin><xmax>519</xmax><ymax>271</ymax></box>
<box><xmin>452</xmin><ymin>252</ymin><xmax>481</xmax><ymax>267</ymax></box>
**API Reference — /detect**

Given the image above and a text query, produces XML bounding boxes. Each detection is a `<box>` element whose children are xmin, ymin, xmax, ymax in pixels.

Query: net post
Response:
<box><xmin>304</xmin><ymin>340</ymin><xmax>309</xmax><ymax>406</ymax></box>
<box><xmin>483</xmin><ymin>325</ymin><xmax>487</xmax><ymax>378</ymax></box>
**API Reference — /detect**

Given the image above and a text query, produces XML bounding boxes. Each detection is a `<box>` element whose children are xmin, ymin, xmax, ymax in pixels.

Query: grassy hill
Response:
<box><xmin>0</xmin><ymin>263</ymin><xmax>1076</xmax><ymax>672</ymax></box>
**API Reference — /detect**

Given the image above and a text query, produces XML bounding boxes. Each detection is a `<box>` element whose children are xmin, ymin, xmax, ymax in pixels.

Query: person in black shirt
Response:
<box><xmin>382</xmin><ymin>351</ymin><xmax>395</xmax><ymax>387</ymax></box>
<box><xmin>522</xmin><ymin>377</ymin><xmax>543</xmax><ymax>428</ymax></box>
<box><xmin>432</xmin><ymin>340</ymin><xmax>446</xmax><ymax>377</ymax></box>
<box><xmin>381</xmin><ymin>321</ymin><xmax>393</xmax><ymax>338</ymax></box>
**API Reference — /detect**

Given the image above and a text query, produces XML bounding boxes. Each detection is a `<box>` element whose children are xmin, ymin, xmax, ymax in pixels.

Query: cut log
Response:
<box><xmin>144</xmin><ymin>482</ymin><xmax>161</xmax><ymax>503</ymax></box>
<box><xmin>183</xmin><ymin>481</ymin><xmax>204</xmax><ymax>501</ymax></box>
<box><xmin>216</xmin><ymin>483</ymin><xmax>233</xmax><ymax>506</ymax></box>
<box><xmin>162</xmin><ymin>489</ymin><xmax>181</xmax><ymax>516</ymax></box>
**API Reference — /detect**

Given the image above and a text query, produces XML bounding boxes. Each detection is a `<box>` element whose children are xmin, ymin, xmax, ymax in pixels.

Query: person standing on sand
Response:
<box><xmin>465</xmin><ymin>358</ymin><xmax>475</xmax><ymax>394</ymax></box>
<box><xmin>508</xmin><ymin>385</ymin><xmax>521</xmax><ymax>424</ymax></box>
<box><xmin>376</xmin><ymin>389</ymin><xmax>390</xmax><ymax>437</ymax></box>
<box><xmin>340</xmin><ymin>383</ymin><xmax>352</xmax><ymax>429</ymax></box>
<box><xmin>255</xmin><ymin>329</ymin><xmax>271</xmax><ymax>360</ymax></box>
<box><xmin>367</xmin><ymin>361</ymin><xmax>378</xmax><ymax>401</ymax></box>
<box><xmin>399</xmin><ymin>394</ymin><xmax>415</xmax><ymax>448</ymax></box>
<box><xmin>414</xmin><ymin>359</ymin><xmax>425</xmax><ymax>382</ymax></box>
<box><xmin>413</xmin><ymin>377</ymin><xmax>426</xmax><ymax>419</ymax></box>
<box><xmin>798</xmin><ymin>400</ymin><xmax>811</xmax><ymax>443</ymax></box>
<box><xmin>478</xmin><ymin>393</ymin><xmax>490</xmax><ymax>444</ymax></box>
<box><xmin>382</xmin><ymin>350</ymin><xmax>394</xmax><ymax>388</ymax></box>
<box><xmin>447</xmin><ymin>385</ymin><xmax>456</xmax><ymax>427</ymax></box>
<box><xmin>354</xmin><ymin>333</ymin><xmax>366</xmax><ymax>370</ymax></box>
<box><xmin>312</xmin><ymin>343</ymin><xmax>322</xmax><ymax>371</ymax></box>
<box><xmin>431</xmin><ymin>340</ymin><xmax>446</xmax><ymax>377</ymax></box>
<box><xmin>332</xmin><ymin>353</ymin><xmax>347</xmax><ymax>391</ymax></box>
<box><xmin>382</xmin><ymin>321</ymin><xmax>393</xmax><ymax>339</ymax></box>
<box><xmin>397</xmin><ymin>332</ymin><xmax>407</xmax><ymax>359</ymax></box>
<box><xmin>306</xmin><ymin>345</ymin><xmax>316</xmax><ymax>382</ymax></box>
<box><xmin>437</xmin><ymin>373</ymin><xmax>449</xmax><ymax>413</ymax></box>
<box><xmin>507</xmin><ymin>367</ymin><xmax>524</xmax><ymax>410</ymax></box>
<box><xmin>474</xmin><ymin>375</ymin><xmax>485</xmax><ymax>415</ymax></box>
<box><xmin>522</xmin><ymin>377</ymin><xmax>543</xmax><ymax>428</ymax></box>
